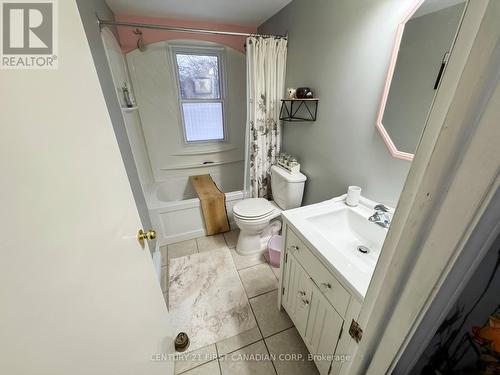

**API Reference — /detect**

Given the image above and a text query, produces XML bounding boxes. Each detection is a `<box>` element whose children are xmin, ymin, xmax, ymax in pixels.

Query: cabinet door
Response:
<box><xmin>282</xmin><ymin>253</ymin><xmax>313</xmax><ymax>337</ymax></box>
<box><xmin>305</xmin><ymin>283</ymin><xmax>344</xmax><ymax>375</ymax></box>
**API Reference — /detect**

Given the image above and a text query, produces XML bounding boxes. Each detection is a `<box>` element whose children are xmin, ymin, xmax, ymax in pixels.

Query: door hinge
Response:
<box><xmin>282</xmin><ymin>286</ymin><xmax>285</xmax><ymax>295</ymax></box>
<box><xmin>285</xmin><ymin>252</ymin><xmax>288</xmax><ymax>263</ymax></box>
<box><xmin>349</xmin><ymin>319</ymin><xmax>363</xmax><ymax>343</ymax></box>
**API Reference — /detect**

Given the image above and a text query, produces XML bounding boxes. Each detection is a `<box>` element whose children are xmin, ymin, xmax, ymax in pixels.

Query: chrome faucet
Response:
<box><xmin>368</xmin><ymin>204</ymin><xmax>392</xmax><ymax>228</ymax></box>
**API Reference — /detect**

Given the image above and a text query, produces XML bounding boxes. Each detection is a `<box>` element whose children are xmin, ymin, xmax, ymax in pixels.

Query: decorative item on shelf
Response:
<box><xmin>296</xmin><ymin>87</ymin><xmax>311</xmax><ymax>99</ymax></box>
<box><xmin>277</xmin><ymin>152</ymin><xmax>301</xmax><ymax>173</ymax></box>
<box><xmin>287</xmin><ymin>88</ymin><xmax>297</xmax><ymax>99</ymax></box>
<box><xmin>121</xmin><ymin>82</ymin><xmax>134</xmax><ymax>108</ymax></box>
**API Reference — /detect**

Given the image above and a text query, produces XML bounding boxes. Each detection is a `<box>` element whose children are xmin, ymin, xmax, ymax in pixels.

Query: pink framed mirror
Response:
<box><xmin>376</xmin><ymin>0</ymin><xmax>467</xmax><ymax>161</ymax></box>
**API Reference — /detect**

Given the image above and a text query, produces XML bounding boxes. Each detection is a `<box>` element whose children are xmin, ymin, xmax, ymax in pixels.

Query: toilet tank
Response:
<box><xmin>271</xmin><ymin>165</ymin><xmax>307</xmax><ymax>210</ymax></box>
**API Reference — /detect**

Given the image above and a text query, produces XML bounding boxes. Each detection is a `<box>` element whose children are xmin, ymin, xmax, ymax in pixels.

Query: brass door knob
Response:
<box><xmin>137</xmin><ymin>229</ymin><xmax>157</xmax><ymax>241</ymax></box>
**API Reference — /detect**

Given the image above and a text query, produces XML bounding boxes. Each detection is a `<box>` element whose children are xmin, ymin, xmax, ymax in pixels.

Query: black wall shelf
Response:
<box><xmin>279</xmin><ymin>99</ymin><xmax>319</xmax><ymax>122</ymax></box>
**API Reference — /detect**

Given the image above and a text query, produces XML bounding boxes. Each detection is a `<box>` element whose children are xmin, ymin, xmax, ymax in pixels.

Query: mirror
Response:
<box><xmin>376</xmin><ymin>0</ymin><xmax>466</xmax><ymax>160</ymax></box>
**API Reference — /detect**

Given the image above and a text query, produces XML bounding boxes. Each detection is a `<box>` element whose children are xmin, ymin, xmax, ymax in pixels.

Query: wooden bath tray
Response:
<box><xmin>189</xmin><ymin>174</ymin><xmax>230</xmax><ymax>236</ymax></box>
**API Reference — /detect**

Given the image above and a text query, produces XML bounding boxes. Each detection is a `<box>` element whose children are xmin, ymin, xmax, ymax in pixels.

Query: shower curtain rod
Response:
<box><xmin>96</xmin><ymin>16</ymin><xmax>286</xmax><ymax>39</ymax></box>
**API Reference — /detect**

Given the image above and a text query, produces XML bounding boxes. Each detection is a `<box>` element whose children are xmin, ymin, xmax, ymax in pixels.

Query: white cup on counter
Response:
<box><xmin>346</xmin><ymin>186</ymin><xmax>361</xmax><ymax>207</ymax></box>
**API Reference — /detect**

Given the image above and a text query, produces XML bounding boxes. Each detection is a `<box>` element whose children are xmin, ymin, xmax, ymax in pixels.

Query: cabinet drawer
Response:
<box><xmin>286</xmin><ymin>228</ymin><xmax>350</xmax><ymax>317</ymax></box>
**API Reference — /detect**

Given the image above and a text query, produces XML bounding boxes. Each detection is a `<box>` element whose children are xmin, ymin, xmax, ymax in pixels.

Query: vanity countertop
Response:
<box><xmin>282</xmin><ymin>194</ymin><xmax>391</xmax><ymax>301</ymax></box>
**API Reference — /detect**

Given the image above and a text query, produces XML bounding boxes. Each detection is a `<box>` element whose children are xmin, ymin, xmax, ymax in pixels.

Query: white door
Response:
<box><xmin>0</xmin><ymin>1</ymin><xmax>173</xmax><ymax>374</ymax></box>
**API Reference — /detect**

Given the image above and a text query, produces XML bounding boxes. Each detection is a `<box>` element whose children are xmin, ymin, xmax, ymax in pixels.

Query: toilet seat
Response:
<box><xmin>233</xmin><ymin>198</ymin><xmax>275</xmax><ymax>220</ymax></box>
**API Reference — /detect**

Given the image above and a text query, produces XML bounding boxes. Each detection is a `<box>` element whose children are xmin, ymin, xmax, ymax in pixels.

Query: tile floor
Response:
<box><xmin>160</xmin><ymin>229</ymin><xmax>319</xmax><ymax>375</ymax></box>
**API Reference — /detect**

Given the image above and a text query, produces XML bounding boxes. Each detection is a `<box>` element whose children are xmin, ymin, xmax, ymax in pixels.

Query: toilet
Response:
<box><xmin>233</xmin><ymin>165</ymin><xmax>307</xmax><ymax>255</ymax></box>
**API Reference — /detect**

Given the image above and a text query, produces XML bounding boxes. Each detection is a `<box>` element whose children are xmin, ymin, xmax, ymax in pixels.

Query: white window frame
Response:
<box><xmin>171</xmin><ymin>45</ymin><xmax>228</xmax><ymax>144</ymax></box>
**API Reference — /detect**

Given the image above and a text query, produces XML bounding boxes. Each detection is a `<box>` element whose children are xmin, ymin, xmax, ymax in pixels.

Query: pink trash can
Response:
<box><xmin>267</xmin><ymin>235</ymin><xmax>282</xmax><ymax>267</ymax></box>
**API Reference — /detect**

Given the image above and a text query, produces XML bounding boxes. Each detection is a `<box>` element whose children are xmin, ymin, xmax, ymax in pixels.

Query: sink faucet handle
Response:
<box><xmin>374</xmin><ymin>204</ymin><xmax>389</xmax><ymax>212</ymax></box>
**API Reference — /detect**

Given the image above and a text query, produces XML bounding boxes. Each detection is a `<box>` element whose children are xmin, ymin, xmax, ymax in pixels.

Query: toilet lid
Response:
<box><xmin>233</xmin><ymin>198</ymin><xmax>275</xmax><ymax>219</ymax></box>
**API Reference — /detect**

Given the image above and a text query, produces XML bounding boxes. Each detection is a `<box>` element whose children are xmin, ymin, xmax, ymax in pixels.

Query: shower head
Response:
<box><xmin>133</xmin><ymin>29</ymin><xmax>146</xmax><ymax>52</ymax></box>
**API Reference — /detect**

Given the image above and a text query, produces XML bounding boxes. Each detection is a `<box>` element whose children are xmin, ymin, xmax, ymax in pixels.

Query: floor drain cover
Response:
<box><xmin>357</xmin><ymin>245</ymin><xmax>369</xmax><ymax>254</ymax></box>
<box><xmin>175</xmin><ymin>332</ymin><xmax>190</xmax><ymax>352</ymax></box>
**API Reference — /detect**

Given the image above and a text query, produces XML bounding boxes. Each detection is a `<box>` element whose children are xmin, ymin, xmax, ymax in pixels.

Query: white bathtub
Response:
<box><xmin>148</xmin><ymin>178</ymin><xmax>245</xmax><ymax>245</ymax></box>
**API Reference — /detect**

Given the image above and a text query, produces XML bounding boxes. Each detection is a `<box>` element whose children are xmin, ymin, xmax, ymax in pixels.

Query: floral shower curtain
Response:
<box><xmin>247</xmin><ymin>36</ymin><xmax>287</xmax><ymax>198</ymax></box>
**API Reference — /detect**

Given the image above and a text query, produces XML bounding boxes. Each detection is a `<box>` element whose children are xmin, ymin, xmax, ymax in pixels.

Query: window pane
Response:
<box><xmin>182</xmin><ymin>102</ymin><xmax>224</xmax><ymax>142</ymax></box>
<box><xmin>176</xmin><ymin>53</ymin><xmax>220</xmax><ymax>100</ymax></box>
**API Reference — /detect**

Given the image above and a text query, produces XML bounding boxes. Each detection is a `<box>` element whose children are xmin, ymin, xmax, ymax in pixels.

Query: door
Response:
<box><xmin>283</xmin><ymin>253</ymin><xmax>314</xmax><ymax>336</ymax></box>
<box><xmin>305</xmin><ymin>283</ymin><xmax>344</xmax><ymax>375</ymax></box>
<box><xmin>0</xmin><ymin>1</ymin><xmax>173</xmax><ymax>374</ymax></box>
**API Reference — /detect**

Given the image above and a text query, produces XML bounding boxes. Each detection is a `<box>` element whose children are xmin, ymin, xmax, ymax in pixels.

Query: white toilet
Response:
<box><xmin>233</xmin><ymin>165</ymin><xmax>307</xmax><ymax>255</ymax></box>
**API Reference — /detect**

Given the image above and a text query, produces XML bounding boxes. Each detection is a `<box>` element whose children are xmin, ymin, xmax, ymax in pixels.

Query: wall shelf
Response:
<box><xmin>279</xmin><ymin>99</ymin><xmax>319</xmax><ymax>122</ymax></box>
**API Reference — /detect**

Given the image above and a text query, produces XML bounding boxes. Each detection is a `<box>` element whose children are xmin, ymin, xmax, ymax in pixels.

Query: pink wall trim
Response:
<box><xmin>115</xmin><ymin>14</ymin><xmax>256</xmax><ymax>54</ymax></box>
<box><xmin>375</xmin><ymin>0</ymin><xmax>426</xmax><ymax>162</ymax></box>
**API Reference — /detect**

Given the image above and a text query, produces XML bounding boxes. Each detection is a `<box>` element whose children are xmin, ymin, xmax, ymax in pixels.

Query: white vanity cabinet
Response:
<box><xmin>306</xmin><ymin>282</ymin><xmax>345</xmax><ymax>374</ymax></box>
<box><xmin>280</xmin><ymin>224</ymin><xmax>362</xmax><ymax>375</ymax></box>
<box><xmin>282</xmin><ymin>252</ymin><xmax>314</xmax><ymax>336</ymax></box>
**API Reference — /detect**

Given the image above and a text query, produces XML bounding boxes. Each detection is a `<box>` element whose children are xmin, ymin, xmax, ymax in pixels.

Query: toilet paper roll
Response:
<box><xmin>346</xmin><ymin>186</ymin><xmax>361</xmax><ymax>207</ymax></box>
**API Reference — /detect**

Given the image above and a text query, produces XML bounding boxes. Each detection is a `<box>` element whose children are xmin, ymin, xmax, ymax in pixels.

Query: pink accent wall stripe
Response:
<box><xmin>115</xmin><ymin>14</ymin><xmax>256</xmax><ymax>54</ymax></box>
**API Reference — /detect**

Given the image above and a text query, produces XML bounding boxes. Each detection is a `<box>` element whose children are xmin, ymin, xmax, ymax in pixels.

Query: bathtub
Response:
<box><xmin>148</xmin><ymin>178</ymin><xmax>246</xmax><ymax>245</ymax></box>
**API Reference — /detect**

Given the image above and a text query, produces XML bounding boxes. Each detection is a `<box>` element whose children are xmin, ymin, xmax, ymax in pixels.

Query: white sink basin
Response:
<box><xmin>305</xmin><ymin>206</ymin><xmax>386</xmax><ymax>273</ymax></box>
<box><xmin>282</xmin><ymin>195</ymin><xmax>391</xmax><ymax>299</ymax></box>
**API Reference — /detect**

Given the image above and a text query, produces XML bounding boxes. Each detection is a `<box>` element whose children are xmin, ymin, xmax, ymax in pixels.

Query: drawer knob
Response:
<box><xmin>297</xmin><ymin>291</ymin><xmax>306</xmax><ymax>297</ymax></box>
<box><xmin>321</xmin><ymin>282</ymin><xmax>332</xmax><ymax>290</ymax></box>
<box><xmin>300</xmin><ymin>298</ymin><xmax>310</xmax><ymax>307</ymax></box>
<box><xmin>290</xmin><ymin>245</ymin><xmax>299</xmax><ymax>252</ymax></box>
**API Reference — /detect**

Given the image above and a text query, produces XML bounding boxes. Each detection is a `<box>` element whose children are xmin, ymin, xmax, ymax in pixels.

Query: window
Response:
<box><xmin>173</xmin><ymin>49</ymin><xmax>226</xmax><ymax>143</ymax></box>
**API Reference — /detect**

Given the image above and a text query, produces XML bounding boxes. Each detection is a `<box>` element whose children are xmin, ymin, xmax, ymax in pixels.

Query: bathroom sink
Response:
<box><xmin>305</xmin><ymin>206</ymin><xmax>386</xmax><ymax>273</ymax></box>
<box><xmin>282</xmin><ymin>194</ymin><xmax>390</xmax><ymax>299</ymax></box>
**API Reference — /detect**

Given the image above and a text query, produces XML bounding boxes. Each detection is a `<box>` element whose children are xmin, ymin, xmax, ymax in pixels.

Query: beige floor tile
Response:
<box><xmin>239</xmin><ymin>264</ymin><xmax>278</xmax><ymax>298</ymax></box>
<box><xmin>196</xmin><ymin>234</ymin><xmax>227</xmax><ymax>252</ymax></box>
<box><xmin>160</xmin><ymin>245</ymin><xmax>168</xmax><ymax>267</ymax></box>
<box><xmin>168</xmin><ymin>239</ymin><xmax>198</xmax><ymax>261</ymax></box>
<box><xmin>268</xmin><ymin>263</ymin><xmax>280</xmax><ymax>280</ymax></box>
<box><xmin>223</xmin><ymin>229</ymin><xmax>240</xmax><ymax>249</ymax></box>
<box><xmin>265</xmin><ymin>327</ymin><xmax>319</xmax><ymax>375</ymax></box>
<box><xmin>264</xmin><ymin>251</ymin><xmax>280</xmax><ymax>280</ymax></box>
<box><xmin>219</xmin><ymin>340</ymin><xmax>275</xmax><ymax>375</ymax></box>
<box><xmin>230</xmin><ymin>249</ymin><xmax>267</xmax><ymax>270</ymax></box>
<box><xmin>181</xmin><ymin>359</ymin><xmax>220</xmax><ymax>375</ymax></box>
<box><xmin>174</xmin><ymin>344</ymin><xmax>218</xmax><ymax>374</ymax></box>
<box><xmin>249</xmin><ymin>290</ymin><xmax>293</xmax><ymax>338</ymax></box>
<box><xmin>231</xmin><ymin>249</ymin><xmax>266</xmax><ymax>270</ymax></box>
<box><xmin>216</xmin><ymin>326</ymin><xmax>262</xmax><ymax>356</ymax></box>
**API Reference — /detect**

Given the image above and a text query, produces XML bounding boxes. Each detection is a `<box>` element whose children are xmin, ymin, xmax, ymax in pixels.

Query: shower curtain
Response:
<box><xmin>247</xmin><ymin>36</ymin><xmax>287</xmax><ymax>199</ymax></box>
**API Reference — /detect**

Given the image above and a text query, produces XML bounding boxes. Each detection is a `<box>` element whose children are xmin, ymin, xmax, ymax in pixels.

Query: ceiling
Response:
<box><xmin>105</xmin><ymin>0</ymin><xmax>292</xmax><ymax>27</ymax></box>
